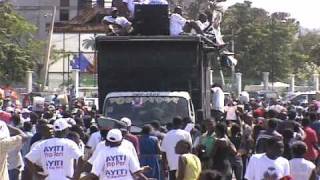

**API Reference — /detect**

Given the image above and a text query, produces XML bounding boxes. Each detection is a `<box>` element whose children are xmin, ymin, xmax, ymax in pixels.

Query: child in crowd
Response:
<box><xmin>175</xmin><ymin>139</ymin><xmax>202</xmax><ymax>180</ymax></box>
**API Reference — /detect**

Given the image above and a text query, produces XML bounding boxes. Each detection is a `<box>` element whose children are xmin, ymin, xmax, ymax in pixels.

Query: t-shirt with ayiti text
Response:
<box><xmin>88</xmin><ymin>139</ymin><xmax>138</xmax><ymax>166</ymax></box>
<box><xmin>26</xmin><ymin>137</ymin><xmax>83</xmax><ymax>180</ymax></box>
<box><xmin>91</xmin><ymin>145</ymin><xmax>141</xmax><ymax>180</ymax></box>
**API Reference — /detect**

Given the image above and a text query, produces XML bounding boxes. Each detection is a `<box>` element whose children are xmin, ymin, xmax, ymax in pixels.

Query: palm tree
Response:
<box><xmin>82</xmin><ymin>36</ymin><xmax>96</xmax><ymax>50</ymax></box>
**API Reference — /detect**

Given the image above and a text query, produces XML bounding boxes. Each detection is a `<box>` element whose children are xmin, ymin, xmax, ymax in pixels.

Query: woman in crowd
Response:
<box><xmin>139</xmin><ymin>124</ymin><xmax>161</xmax><ymax>179</ymax></box>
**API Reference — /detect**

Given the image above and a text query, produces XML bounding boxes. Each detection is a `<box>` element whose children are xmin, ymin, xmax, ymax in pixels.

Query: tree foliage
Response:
<box><xmin>222</xmin><ymin>2</ymin><xmax>299</xmax><ymax>82</ymax></box>
<box><xmin>219</xmin><ymin>1</ymin><xmax>320</xmax><ymax>85</ymax></box>
<box><xmin>0</xmin><ymin>3</ymin><xmax>45</xmax><ymax>82</ymax></box>
<box><xmin>290</xmin><ymin>30</ymin><xmax>320</xmax><ymax>84</ymax></box>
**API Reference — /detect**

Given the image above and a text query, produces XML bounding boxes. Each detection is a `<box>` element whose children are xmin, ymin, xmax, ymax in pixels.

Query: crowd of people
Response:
<box><xmin>1</xmin><ymin>86</ymin><xmax>320</xmax><ymax>180</ymax></box>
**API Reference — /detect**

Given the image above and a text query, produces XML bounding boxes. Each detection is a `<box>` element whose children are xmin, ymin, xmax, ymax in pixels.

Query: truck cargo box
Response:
<box><xmin>96</xmin><ymin>36</ymin><xmax>212</xmax><ymax>120</ymax></box>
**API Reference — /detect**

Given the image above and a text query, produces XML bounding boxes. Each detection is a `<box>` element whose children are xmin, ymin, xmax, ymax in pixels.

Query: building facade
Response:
<box><xmin>10</xmin><ymin>0</ymin><xmax>79</xmax><ymax>39</ymax></box>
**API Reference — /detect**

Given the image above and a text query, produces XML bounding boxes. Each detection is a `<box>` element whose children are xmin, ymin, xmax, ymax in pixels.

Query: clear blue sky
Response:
<box><xmin>223</xmin><ymin>0</ymin><xmax>320</xmax><ymax>30</ymax></box>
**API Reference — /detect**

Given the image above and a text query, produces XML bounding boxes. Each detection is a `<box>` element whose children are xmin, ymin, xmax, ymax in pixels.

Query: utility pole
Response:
<box><xmin>41</xmin><ymin>6</ymin><xmax>56</xmax><ymax>90</ymax></box>
<box><xmin>271</xmin><ymin>16</ymin><xmax>275</xmax><ymax>91</ymax></box>
<box><xmin>231</xmin><ymin>29</ymin><xmax>235</xmax><ymax>92</ymax></box>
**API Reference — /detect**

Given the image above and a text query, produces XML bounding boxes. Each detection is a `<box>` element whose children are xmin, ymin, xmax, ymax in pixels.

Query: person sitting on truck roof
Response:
<box><xmin>102</xmin><ymin>7</ymin><xmax>133</xmax><ymax>36</ymax></box>
<box><xmin>189</xmin><ymin>13</ymin><xmax>209</xmax><ymax>35</ymax></box>
<box><xmin>196</xmin><ymin>13</ymin><xmax>209</xmax><ymax>31</ymax></box>
<box><xmin>169</xmin><ymin>6</ymin><xmax>187</xmax><ymax>36</ymax></box>
<box><xmin>170</xmin><ymin>7</ymin><xmax>204</xmax><ymax>36</ymax></box>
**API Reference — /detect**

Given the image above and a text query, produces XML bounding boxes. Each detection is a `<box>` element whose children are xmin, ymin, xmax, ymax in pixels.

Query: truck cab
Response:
<box><xmin>103</xmin><ymin>91</ymin><xmax>195</xmax><ymax>126</ymax></box>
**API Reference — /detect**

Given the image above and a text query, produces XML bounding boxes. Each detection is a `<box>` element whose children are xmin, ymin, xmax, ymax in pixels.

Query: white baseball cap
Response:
<box><xmin>120</xmin><ymin>117</ymin><xmax>132</xmax><ymax>127</ymax></box>
<box><xmin>106</xmin><ymin>129</ymin><xmax>123</xmax><ymax>142</ymax></box>
<box><xmin>53</xmin><ymin>119</ymin><xmax>71</xmax><ymax>131</ymax></box>
<box><xmin>65</xmin><ymin>118</ymin><xmax>76</xmax><ymax>126</ymax></box>
<box><xmin>0</xmin><ymin>120</ymin><xmax>10</xmax><ymax>139</ymax></box>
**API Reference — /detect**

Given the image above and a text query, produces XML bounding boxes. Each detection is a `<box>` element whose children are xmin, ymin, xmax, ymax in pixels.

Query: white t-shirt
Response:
<box><xmin>290</xmin><ymin>158</ymin><xmax>315</xmax><ymax>180</ymax></box>
<box><xmin>29</xmin><ymin>139</ymin><xmax>45</xmax><ymax>166</ymax></box>
<box><xmin>8</xmin><ymin>149</ymin><xmax>24</xmax><ymax>170</ymax></box>
<box><xmin>26</xmin><ymin>138</ymin><xmax>83</xmax><ymax>180</ymax></box>
<box><xmin>102</xmin><ymin>16</ymin><xmax>131</xmax><ymax>28</ymax></box>
<box><xmin>170</xmin><ymin>13</ymin><xmax>187</xmax><ymax>36</ymax></box>
<box><xmin>88</xmin><ymin>139</ymin><xmax>138</xmax><ymax>165</ymax></box>
<box><xmin>161</xmin><ymin>129</ymin><xmax>192</xmax><ymax>170</ymax></box>
<box><xmin>239</xmin><ymin>91</ymin><xmax>249</xmax><ymax>104</ymax></box>
<box><xmin>245</xmin><ymin>154</ymin><xmax>290</xmax><ymax>180</ymax></box>
<box><xmin>212</xmin><ymin>87</ymin><xmax>225</xmax><ymax>112</ymax></box>
<box><xmin>91</xmin><ymin>145</ymin><xmax>141</xmax><ymax>180</ymax></box>
<box><xmin>87</xmin><ymin>131</ymin><xmax>102</xmax><ymax>152</ymax></box>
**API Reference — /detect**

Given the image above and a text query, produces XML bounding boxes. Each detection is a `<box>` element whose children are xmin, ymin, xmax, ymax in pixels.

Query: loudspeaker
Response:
<box><xmin>133</xmin><ymin>4</ymin><xmax>169</xmax><ymax>35</ymax></box>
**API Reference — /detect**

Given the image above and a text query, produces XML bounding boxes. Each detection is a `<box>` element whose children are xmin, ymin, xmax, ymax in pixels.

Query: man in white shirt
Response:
<box><xmin>86</xmin><ymin>130</ymin><xmax>103</xmax><ymax>155</ymax></box>
<box><xmin>82</xmin><ymin>129</ymin><xmax>148</xmax><ymax>180</ymax></box>
<box><xmin>211</xmin><ymin>83</ymin><xmax>225</xmax><ymax>121</ymax></box>
<box><xmin>25</xmin><ymin>119</ymin><xmax>84</xmax><ymax>180</ymax></box>
<box><xmin>170</xmin><ymin>6</ymin><xmax>187</xmax><ymax>36</ymax></box>
<box><xmin>245</xmin><ymin>137</ymin><xmax>290</xmax><ymax>180</ymax></box>
<box><xmin>161</xmin><ymin>117</ymin><xmax>192</xmax><ymax>180</ymax></box>
<box><xmin>102</xmin><ymin>7</ymin><xmax>132</xmax><ymax>36</ymax></box>
<box><xmin>290</xmin><ymin>141</ymin><xmax>316</xmax><ymax>180</ymax></box>
<box><xmin>195</xmin><ymin>13</ymin><xmax>209</xmax><ymax>31</ymax></box>
<box><xmin>88</xmin><ymin>138</ymin><xmax>138</xmax><ymax>167</ymax></box>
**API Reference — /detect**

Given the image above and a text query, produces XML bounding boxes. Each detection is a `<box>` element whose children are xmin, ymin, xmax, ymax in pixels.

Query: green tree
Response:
<box><xmin>0</xmin><ymin>3</ymin><xmax>45</xmax><ymax>82</ymax></box>
<box><xmin>290</xmin><ymin>30</ymin><xmax>320</xmax><ymax>84</ymax></box>
<box><xmin>222</xmin><ymin>2</ymin><xmax>299</xmax><ymax>83</ymax></box>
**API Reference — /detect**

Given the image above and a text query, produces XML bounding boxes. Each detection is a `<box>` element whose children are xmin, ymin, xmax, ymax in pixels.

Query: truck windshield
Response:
<box><xmin>104</xmin><ymin>96</ymin><xmax>189</xmax><ymax>126</ymax></box>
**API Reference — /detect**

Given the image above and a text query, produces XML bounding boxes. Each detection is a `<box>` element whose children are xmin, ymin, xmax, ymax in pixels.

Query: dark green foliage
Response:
<box><xmin>0</xmin><ymin>3</ymin><xmax>44</xmax><ymax>82</ymax></box>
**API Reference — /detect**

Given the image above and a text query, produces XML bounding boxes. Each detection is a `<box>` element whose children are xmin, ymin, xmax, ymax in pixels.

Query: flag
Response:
<box><xmin>71</xmin><ymin>53</ymin><xmax>94</xmax><ymax>72</ymax></box>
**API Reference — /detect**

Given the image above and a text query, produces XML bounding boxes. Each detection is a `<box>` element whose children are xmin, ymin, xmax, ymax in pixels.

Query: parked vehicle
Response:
<box><xmin>283</xmin><ymin>91</ymin><xmax>317</xmax><ymax>105</ymax></box>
